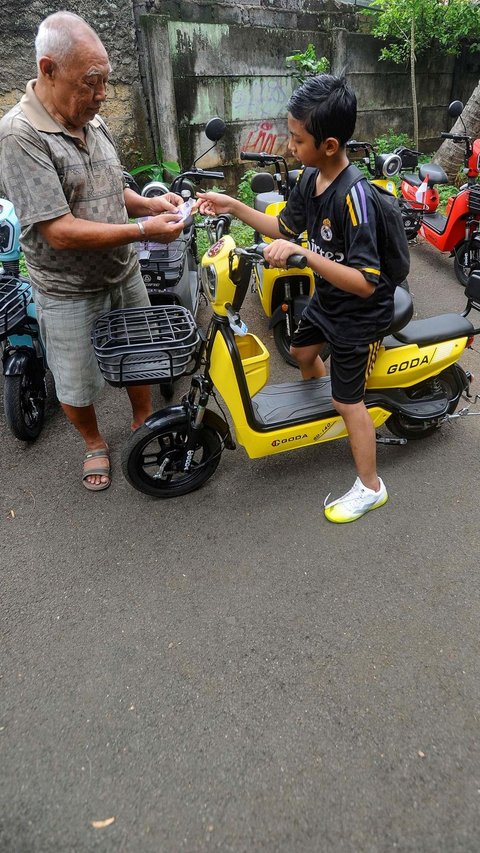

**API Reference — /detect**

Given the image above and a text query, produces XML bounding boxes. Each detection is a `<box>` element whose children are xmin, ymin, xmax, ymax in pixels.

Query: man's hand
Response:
<box><xmin>143</xmin><ymin>212</ymin><xmax>185</xmax><ymax>243</ymax></box>
<box><xmin>263</xmin><ymin>239</ymin><xmax>307</xmax><ymax>269</ymax></box>
<box><xmin>146</xmin><ymin>192</ymin><xmax>184</xmax><ymax>214</ymax></box>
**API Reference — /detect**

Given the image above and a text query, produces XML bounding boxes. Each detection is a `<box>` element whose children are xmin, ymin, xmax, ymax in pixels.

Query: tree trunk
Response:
<box><xmin>411</xmin><ymin>19</ymin><xmax>418</xmax><ymax>150</ymax></box>
<box><xmin>434</xmin><ymin>77</ymin><xmax>480</xmax><ymax>183</ymax></box>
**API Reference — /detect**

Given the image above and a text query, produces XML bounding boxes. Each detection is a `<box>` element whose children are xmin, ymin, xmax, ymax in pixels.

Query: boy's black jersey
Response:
<box><xmin>278</xmin><ymin>166</ymin><xmax>395</xmax><ymax>344</ymax></box>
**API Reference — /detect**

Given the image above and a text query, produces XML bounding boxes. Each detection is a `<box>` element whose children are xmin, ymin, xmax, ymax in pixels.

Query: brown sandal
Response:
<box><xmin>82</xmin><ymin>447</ymin><xmax>111</xmax><ymax>492</ymax></box>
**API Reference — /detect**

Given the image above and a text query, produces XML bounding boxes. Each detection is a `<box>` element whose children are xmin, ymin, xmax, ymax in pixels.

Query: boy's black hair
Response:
<box><xmin>287</xmin><ymin>74</ymin><xmax>357</xmax><ymax>148</ymax></box>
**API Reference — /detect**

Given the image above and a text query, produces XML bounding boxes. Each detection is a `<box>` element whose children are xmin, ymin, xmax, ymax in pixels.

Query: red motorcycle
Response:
<box><xmin>399</xmin><ymin>100</ymin><xmax>480</xmax><ymax>285</ymax></box>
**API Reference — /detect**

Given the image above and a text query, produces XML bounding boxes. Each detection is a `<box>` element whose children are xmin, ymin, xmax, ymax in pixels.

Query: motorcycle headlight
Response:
<box><xmin>377</xmin><ymin>153</ymin><xmax>402</xmax><ymax>178</ymax></box>
<box><xmin>201</xmin><ymin>263</ymin><xmax>217</xmax><ymax>298</ymax></box>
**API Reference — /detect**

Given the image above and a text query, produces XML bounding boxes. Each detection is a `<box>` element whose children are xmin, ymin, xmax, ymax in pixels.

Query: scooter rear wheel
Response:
<box><xmin>453</xmin><ymin>239</ymin><xmax>480</xmax><ymax>287</ymax></box>
<box><xmin>4</xmin><ymin>371</ymin><xmax>45</xmax><ymax>441</ymax></box>
<box><xmin>386</xmin><ymin>365</ymin><xmax>466</xmax><ymax>439</ymax></box>
<box><xmin>122</xmin><ymin>420</ymin><xmax>222</xmax><ymax>497</ymax></box>
<box><xmin>273</xmin><ymin>318</ymin><xmax>331</xmax><ymax>367</ymax></box>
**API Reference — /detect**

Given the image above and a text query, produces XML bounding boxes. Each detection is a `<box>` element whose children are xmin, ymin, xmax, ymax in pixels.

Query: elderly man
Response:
<box><xmin>0</xmin><ymin>11</ymin><xmax>185</xmax><ymax>491</ymax></box>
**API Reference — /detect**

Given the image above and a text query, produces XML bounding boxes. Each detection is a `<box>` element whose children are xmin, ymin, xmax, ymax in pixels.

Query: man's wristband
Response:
<box><xmin>137</xmin><ymin>220</ymin><xmax>146</xmax><ymax>238</ymax></box>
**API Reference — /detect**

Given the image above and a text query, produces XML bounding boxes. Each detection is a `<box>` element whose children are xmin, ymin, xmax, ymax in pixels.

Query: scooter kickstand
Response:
<box><xmin>375</xmin><ymin>433</ymin><xmax>407</xmax><ymax>446</ymax></box>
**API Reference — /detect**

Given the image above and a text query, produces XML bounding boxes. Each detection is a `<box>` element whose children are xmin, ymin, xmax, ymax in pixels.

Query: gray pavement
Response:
<box><xmin>2</xmin><ymin>240</ymin><xmax>480</xmax><ymax>852</ymax></box>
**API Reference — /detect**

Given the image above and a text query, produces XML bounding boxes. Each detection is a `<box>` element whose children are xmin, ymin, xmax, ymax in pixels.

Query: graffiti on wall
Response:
<box><xmin>240</xmin><ymin>121</ymin><xmax>288</xmax><ymax>155</ymax></box>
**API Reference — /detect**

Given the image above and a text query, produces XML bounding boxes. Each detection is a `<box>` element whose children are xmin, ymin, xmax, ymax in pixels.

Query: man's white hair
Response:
<box><xmin>35</xmin><ymin>11</ymin><xmax>98</xmax><ymax>65</ymax></box>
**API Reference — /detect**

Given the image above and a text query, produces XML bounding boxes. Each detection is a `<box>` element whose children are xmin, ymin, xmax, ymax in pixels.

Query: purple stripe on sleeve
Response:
<box><xmin>357</xmin><ymin>181</ymin><xmax>368</xmax><ymax>222</ymax></box>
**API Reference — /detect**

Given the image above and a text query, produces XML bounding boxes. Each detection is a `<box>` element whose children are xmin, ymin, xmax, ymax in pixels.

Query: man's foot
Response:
<box><xmin>324</xmin><ymin>477</ymin><xmax>388</xmax><ymax>524</ymax></box>
<box><xmin>82</xmin><ymin>446</ymin><xmax>111</xmax><ymax>491</ymax></box>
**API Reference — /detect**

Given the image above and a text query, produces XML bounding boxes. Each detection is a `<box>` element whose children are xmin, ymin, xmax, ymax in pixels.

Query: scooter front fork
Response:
<box><xmin>182</xmin><ymin>375</ymin><xmax>212</xmax><ymax>471</ymax></box>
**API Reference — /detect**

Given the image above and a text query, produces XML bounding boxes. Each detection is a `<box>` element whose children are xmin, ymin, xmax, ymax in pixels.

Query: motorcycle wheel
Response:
<box><xmin>121</xmin><ymin>420</ymin><xmax>222</xmax><ymax>497</ymax></box>
<box><xmin>3</xmin><ymin>371</ymin><xmax>45</xmax><ymax>441</ymax></box>
<box><xmin>453</xmin><ymin>239</ymin><xmax>480</xmax><ymax>287</ymax></box>
<box><xmin>386</xmin><ymin>365</ymin><xmax>466</xmax><ymax>439</ymax></box>
<box><xmin>273</xmin><ymin>318</ymin><xmax>331</xmax><ymax>367</ymax></box>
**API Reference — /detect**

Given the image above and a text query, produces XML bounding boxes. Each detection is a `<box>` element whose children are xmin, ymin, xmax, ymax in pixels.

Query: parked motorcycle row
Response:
<box><xmin>2</xmin><ymin>101</ymin><xmax>480</xmax><ymax>500</ymax></box>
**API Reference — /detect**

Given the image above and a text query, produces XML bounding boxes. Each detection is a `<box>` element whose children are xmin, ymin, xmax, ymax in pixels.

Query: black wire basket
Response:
<box><xmin>92</xmin><ymin>304</ymin><xmax>200</xmax><ymax>387</ymax></box>
<box><xmin>0</xmin><ymin>275</ymin><xmax>30</xmax><ymax>341</ymax></box>
<box><xmin>397</xmin><ymin>197</ymin><xmax>425</xmax><ymax>241</ymax></box>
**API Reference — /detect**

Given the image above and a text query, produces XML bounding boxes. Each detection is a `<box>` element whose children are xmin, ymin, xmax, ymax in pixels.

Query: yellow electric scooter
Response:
<box><xmin>113</xmin><ymin>235</ymin><xmax>480</xmax><ymax>498</ymax></box>
<box><xmin>240</xmin><ymin>150</ymin><xmax>322</xmax><ymax>366</ymax></box>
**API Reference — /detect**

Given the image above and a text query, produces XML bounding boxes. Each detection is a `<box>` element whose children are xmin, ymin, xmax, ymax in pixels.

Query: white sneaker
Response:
<box><xmin>324</xmin><ymin>477</ymin><xmax>388</xmax><ymax>524</ymax></box>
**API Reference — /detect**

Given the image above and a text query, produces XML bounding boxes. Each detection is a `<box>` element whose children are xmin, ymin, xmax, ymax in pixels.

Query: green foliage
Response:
<box><xmin>196</xmin><ymin>217</ymin><xmax>254</xmax><ymax>258</ymax></box>
<box><xmin>365</xmin><ymin>0</ymin><xmax>480</xmax><ymax>64</ymax></box>
<box><xmin>286</xmin><ymin>44</ymin><xmax>330</xmax><ymax>83</ymax></box>
<box><xmin>130</xmin><ymin>147</ymin><xmax>181</xmax><ymax>183</ymax></box>
<box><xmin>374</xmin><ymin>130</ymin><xmax>414</xmax><ymax>153</ymax></box>
<box><xmin>237</xmin><ymin>169</ymin><xmax>257</xmax><ymax>207</ymax></box>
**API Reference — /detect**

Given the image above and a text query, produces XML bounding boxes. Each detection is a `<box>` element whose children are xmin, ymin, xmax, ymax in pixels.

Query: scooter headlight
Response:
<box><xmin>201</xmin><ymin>263</ymin><xmax>217</xmax><ymax>298</ymax></box>
<box><xmin>377</xmin><ymin>153</ymin><xmax>402</xmax><ymax>178</ymax></box>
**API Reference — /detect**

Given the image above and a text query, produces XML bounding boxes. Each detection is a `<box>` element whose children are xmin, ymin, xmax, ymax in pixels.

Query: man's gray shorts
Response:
<box><xmin>34</xmin><ymin>267</ymin><xmax>149</xmax><ymax>407</ymax></box>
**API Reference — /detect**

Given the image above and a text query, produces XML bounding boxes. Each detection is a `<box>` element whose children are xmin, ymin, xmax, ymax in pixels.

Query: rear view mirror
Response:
<box><xmin>205</xmin><ymin>117</ymin><xmax>226</xmax><ymax>142</ymax></box>
<box><xmin>448</xmin><ymin>100</ymin><xmax>464</xmax><ymax>119</ymax></box>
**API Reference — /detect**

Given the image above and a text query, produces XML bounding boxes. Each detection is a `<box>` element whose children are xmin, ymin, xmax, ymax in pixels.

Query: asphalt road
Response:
<box><xmin>2</xmin><ymin>240</ymin><xmax>480</xmax><ymax>853</ymax></box>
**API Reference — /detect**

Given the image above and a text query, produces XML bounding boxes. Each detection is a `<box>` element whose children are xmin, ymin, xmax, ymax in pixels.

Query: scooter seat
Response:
<box><xmin>418</xmin><ymin>163</ymin><xmax>449</xmax><ymax>186</ymax></box>
<box><xmin>402</xmin><ymin>173</ymin><xmax>423</xmax><ymax>188</ymax></box>
<box><xmin>385</xmin><ymin>286</ymin><xmax>414</xmax><ymax>334</ymax></box>
<box><xmin>393</xmin><ymin>313</ymin><xmax>474</xmax><ymax>346</ymax></box>
<box><xmin>254</xmin><ymin>192</ymin><xmax>284</xmax><ymax>213</ymax></box>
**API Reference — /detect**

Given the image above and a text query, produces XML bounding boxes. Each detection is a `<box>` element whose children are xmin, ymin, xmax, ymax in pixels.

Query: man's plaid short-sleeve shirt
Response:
<box><xmin>0</xmin><ymin>80</ymin><xmax>138</xmax><ymax>297</ymax></box>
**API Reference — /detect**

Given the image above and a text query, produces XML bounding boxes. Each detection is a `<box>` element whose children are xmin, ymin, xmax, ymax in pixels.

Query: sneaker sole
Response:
<box><xmin>324</xmin><ymin>493</ymin><xmax>388</xmax><ymax>524</ymax></box>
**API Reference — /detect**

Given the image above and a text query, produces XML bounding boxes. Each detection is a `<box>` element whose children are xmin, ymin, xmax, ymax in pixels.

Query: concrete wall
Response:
<box><xmin>1</xmin><ymin>0</ymin><xmax>478</xmax><ymax>177</ymax></box>
<box><xmin>0</xmin><ymin>0</ymin><xmax>154</xmax><ymax>167</ymax></box>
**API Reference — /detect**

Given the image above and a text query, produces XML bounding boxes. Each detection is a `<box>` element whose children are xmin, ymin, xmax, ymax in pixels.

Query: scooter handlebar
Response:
<box><xmin>255</xmin><ymin>241</ymin><xmax>308</xmax><ymax>269</ymax></box>
<box><xmin>240</xmin><ymin>151</ymin><xmax>276</xmax><ymax>164</ymax></box>
<box><xmin>440</xmin><ymin>132</ymin><xmax>469</xmax><ymax>142</ymax></box>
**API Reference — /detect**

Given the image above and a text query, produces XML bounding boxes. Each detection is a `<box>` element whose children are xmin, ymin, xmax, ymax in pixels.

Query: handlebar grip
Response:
<box><xmin>440</xmin><ymin>133</ymin><xmax>467</xmax><ymax>142</ymax></box>
<box><xmin>287</xmin><ymin>254</ymin><xmax>308</xmax><ymax>269</ymax></box>
<box><xmin>200</xmin><ymin>170</ymin><xmax>224</xmax><ymax>179</ymax></box>
<box><xmin>240</xmin><ymin>151</ymin><xmax>273</xmax><ymax>163</ymax></box>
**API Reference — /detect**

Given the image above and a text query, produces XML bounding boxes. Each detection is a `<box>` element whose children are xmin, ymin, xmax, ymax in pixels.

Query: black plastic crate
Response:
<box><xmin>469</xmin><ymin>186</ymin><xmax>480</xmax><ymax>214</ymax></box>
<box><xmin>0</xmin><ymin>275</ymin><xmax>30</xmax><ymax>341</ymax></box>
<box><xmin>92</xmin><ymin>304</ymin><xmax>200</xmax><ymax>387</ymax></box>
<box><xmin>137</xmin><ymin>236</ymin><xmax>189</xmax><ymax>290</ymax></box>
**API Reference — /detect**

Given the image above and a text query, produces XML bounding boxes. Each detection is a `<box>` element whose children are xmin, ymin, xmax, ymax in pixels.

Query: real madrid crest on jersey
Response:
<box><xmin>320</xmin><ymin>218</ymin><xmax>333</xmax><ymax>241</ymax></box>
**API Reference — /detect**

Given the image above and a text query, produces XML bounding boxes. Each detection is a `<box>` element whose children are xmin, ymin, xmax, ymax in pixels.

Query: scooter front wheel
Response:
<box><xmin>4</xmin><ymin>372</ymin><xmax>45</xmax><ymax>441</ymax></box>
<box><xmin>453</xmin><ymin>239</ymin><xmax>480</xmax><ymax>287</ymax></box>
<box><xmin>273</xmin><ymin>318</ymin><xmax>331</xmax><ymax>367</ymax></box>
<box><xmin>121</xmin><ymin>420</ymin><xmax>222</xmax><ymax>497</ymax></box>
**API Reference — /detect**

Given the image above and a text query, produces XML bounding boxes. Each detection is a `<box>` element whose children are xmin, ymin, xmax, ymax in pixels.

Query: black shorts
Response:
<box><xmin>291</xmin><ymin>316</ymin><xmax>381</xmax><ymax>404</ymax></box>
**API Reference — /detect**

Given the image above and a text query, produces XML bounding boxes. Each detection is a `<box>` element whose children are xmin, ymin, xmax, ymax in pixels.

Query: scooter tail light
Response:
<box><xmin>467</xmin><ymin>335</ymin><xmax>475</xmax><ymax>348</ymax></box>
<box><xmin>281</xmin><ymin>303</ymin><xmax>289</xmax><ymax>312</ymax></box>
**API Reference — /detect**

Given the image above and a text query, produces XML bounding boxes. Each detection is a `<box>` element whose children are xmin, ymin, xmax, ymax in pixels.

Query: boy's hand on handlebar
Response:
<box><xmin>197</xmin><ymin>191</ymin><xmax>233</xmax><ymax>217</ymax></box>
<box><xmin>263</xmin><ymin>239</ymin><xmax>307</xmax><ymax>269</ymax></box>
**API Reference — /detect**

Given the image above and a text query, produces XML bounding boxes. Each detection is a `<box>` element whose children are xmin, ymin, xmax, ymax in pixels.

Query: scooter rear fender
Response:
<box><xmin>144</xmin><ymin>404</ymin><xmax>235</xmax><ymax>449</ymax></box>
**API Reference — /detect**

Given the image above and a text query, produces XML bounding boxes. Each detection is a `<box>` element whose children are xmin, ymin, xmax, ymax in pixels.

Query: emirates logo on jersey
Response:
<box><xmin>320</xmin><ymin>218</ymin><xmax>333</xmax><ymax>241</ymax></box>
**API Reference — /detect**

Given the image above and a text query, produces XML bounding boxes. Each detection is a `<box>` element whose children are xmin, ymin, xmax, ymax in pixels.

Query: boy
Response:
<box><xmin>198</xmin><ymin>74</ymin><xmax>393</xmax><ymax>523</ymax></box>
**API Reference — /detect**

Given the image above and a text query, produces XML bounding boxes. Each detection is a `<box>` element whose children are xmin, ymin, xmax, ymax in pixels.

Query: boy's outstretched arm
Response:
<box><xmin>197</xmin><ymin>191</ymin><xmax>282</xmax><ymax>240</ymax></box>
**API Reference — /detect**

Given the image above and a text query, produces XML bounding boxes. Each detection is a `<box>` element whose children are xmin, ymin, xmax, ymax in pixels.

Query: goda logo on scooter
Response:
<box><xmin>387</xmin><ymin>354</ymin><xmax>431</xmax><ymax>374</ymax></box>
<box><xmin>271</xmin><ymin>433</ymin><xmax>308</xmax><ymax>447</ymax></box>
